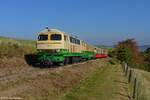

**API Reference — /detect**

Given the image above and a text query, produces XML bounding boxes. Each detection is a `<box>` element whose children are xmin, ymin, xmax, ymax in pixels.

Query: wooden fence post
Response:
<box><xmin>125</xmin><ymin>66</ymin><xmax>128</xmax><ymax>76</ymax></box>
<box><xmin>128</xmin><ymin>69</ymin><xmax>132</xmax><ymax>83</ymax></box>
<box><xmin>123</xmin><ymin>63</ymin><xmax>125</xmax><ymax>72</ymax></box>
<box><xmin>133</xmin><ymin>77</ymin><xmax>138</xmax><ymax>99</ymax></box>
<box><xmin>124</xmin><ymin>63</ymin><xmax>127</xmax><ymax>72</ymax></box>
<box><xmin>122</xmin><ymin>61</ymin><xmax>125</xmax><ymax>70</ymax></box>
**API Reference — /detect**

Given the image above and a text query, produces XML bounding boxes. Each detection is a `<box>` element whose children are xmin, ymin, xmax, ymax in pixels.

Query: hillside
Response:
<box><xmin>0</xmin><ymin>36</ymin><xmax>35</xmax><ymax>47</ymax></box>
<box><xmin>0</xmin><ymin>36</ymin><xmax>130</xmax><ymax>100</ymax></box>
<box><xmin>131</xmin><ymin>68</ymin><xmax>150</xmax><ymax>100</ymax></box>
<box><xmin>97</xmin><ymin>44</ymin><xmax>150</xmax><ymax>51</ymax></box>
<box><xmin>0</xmin><ymin>36</ymin><xmax>36</xmax><ymax>57</ymax></box>
<box><xmin>139</xmin><ymin>45</ymin><xmax>150</xmax><ymax>51</ymax></box>
<box><xmin>0</xmin><ymin>57</ymin><xmax>132</xmax><ymax>100</ymax></box>
<box><xmin>3</xmin><ymin>36</ymin><xmax>150</xmax><ymax>100</ymax></box>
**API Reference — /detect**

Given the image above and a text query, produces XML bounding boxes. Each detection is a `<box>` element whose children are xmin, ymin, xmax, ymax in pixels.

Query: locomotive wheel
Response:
<box><xmin>44</xmin><ymin>58</ymin><xmax>53</xmax><ymax>66</ymax></box>
<box><xmin>64</xmin><ymin>57</ymin><xmax>69</xmax><ymax>65</ymax></box>
<box><xmin>68</xmin><ymin>57</ymin><xmax>72</xmax><ymax>64</ymax></box>
<box><xmin>69</xmin><ymin>57</ymin><xmax>74</xmax><ymax>64</ymax></box>
<box><xmin>58</xmin><ymin>62</ymin><xmax>64</xmax><ymax>66</ymax></box>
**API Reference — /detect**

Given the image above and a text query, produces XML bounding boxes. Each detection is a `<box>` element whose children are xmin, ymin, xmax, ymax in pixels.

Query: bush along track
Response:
<box><xmin>60</xmin><ymin>59</ymin><xmax>131</xmax><ymax>100</ymax></box>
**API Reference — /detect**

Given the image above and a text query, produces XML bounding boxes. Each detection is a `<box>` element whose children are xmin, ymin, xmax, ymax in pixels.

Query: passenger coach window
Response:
<box><xmin>51</xmin><ymin>34</ymin><xmax>61</xmax><ymax>40</ymax></box>
<box><xmin>38</xmin><ymin>35</ymin><xmax>48</xmax><ymax>41</ymax></box>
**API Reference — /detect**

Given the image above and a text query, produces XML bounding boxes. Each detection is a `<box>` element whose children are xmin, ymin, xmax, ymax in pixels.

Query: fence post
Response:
<box><xmin>133</xmin><ymin>77</ymin><xmax>138</xmax><ymax>99</ymax></box>
<box><xmin>128</xmin><ymin>69</ymin><xmax>132</xmax><ymax>83</ymax></box>
<box><xmin>123</xmin><ymin>63</ymin><xmax>125</xmax><ymax>72</ymax></box>
<box><xmin>125</xmin><ymin>66</ymin><xmax>128</xmax><ymax>76</ymax></box>
<box><xmin>122</xmin><ymin>61</ymin><xmax>125</xmax><ymax>70</ymax></box>
<box><xmin>124</xmin><ymin>63</ymin><xmax>127</xmax><ymax>72</ymax></box>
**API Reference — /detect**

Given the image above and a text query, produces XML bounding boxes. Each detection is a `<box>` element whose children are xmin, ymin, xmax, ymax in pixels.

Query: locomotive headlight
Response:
<box><xmin>39</xmin><ymin>50</ymin><xmax>42</xmax><ymax>52</ymax></box>
<box><xmin>56</xmin><ymin>49</ymin><xmax>60</xmax><ymax>52</ymax></box>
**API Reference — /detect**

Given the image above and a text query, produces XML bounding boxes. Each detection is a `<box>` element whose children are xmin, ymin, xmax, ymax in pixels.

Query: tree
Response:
<box><xmin>143</xmin><ymin>47</ymin><xmax>150</xmax><ymax>71</ymax></box>
<box><xmin>115</xmin><ymin>39</ymin><xmax>143</xmax><ymax>69</ymax></box>
<box><xmin>117</xmin><ymin>45</ymin><xmax>132</xmax><ymax>63</ymax></box>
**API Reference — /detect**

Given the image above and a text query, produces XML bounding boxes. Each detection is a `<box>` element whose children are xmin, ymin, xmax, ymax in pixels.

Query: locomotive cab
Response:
<box><xmin>36</xmin><ymin>28</ymin><xmax>69</xmax><ymax>65</ymax></box>
<box><xmin>36</xmin><ymin>29</ymin><xmax>65</xmax><ymax>52</ymax></box>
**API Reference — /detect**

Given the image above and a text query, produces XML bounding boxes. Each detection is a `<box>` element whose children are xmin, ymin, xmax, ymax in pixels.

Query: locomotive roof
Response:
<box><xmin>38</xmin><ymin>29</ymin><xmax>80</xmax><ymax>39</ymax></box>
<box><xmin>39</xmin><ymin>29</ymin><xmax>65</xmax><ymax>34</ymax></box>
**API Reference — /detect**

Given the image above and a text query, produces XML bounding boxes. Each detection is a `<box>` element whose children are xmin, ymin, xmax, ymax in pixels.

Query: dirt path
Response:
<box><xmin>61</xmin><ymin>62</ymin><xmax>131</xmax><ymax>100</ymax></box>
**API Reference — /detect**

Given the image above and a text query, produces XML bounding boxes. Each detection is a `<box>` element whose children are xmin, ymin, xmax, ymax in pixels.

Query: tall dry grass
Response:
<box><xmin>130</xmin><ymin>69</ymin><xmax>150</xmax><ymax>100</ymax></box>
<box><xmin>0</xmin><ymin>36</ymin><xmax>36</xmax><ymax>57</ymax></box>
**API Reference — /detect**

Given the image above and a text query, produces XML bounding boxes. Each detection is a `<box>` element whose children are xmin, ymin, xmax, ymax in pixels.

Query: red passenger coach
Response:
<box><xmin>94</xmin><ymin>53</ymin><xmax>101</xmax><ymax>59</ymax></box>
<box><xmin>100</xmin><ymin>53</ymin><xmax>108</xmax><ymax>58</ymax></box>
<box><xmin>94</xmin><ymin>48</ymin><xmax>108</xmax><ymax>59</ymax></box>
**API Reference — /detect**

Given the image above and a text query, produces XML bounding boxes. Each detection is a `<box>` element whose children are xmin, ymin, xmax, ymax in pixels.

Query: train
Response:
<box><xmin>36</xmin><ymin>27</ymin><xmax>108</xmax><ymax>65</ymax></box>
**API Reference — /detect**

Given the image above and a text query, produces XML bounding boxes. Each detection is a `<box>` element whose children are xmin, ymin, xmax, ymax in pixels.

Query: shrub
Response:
<box><xmin>142</xmin><ymin>47</ymin><xmax>150</xmax><ymax>71</ymax></box>
<box><xmin>114</xmin><ymin>39</ymin><xmax>144</xmax><ymax>69</ymax></box>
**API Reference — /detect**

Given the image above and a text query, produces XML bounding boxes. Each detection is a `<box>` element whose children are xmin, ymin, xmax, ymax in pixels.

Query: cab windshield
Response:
<box><xmin>38</xmin><ymin>35</ymin><xmax>48</xmax><ymax>41</ymax></box>
<box><xmin>51</xmin><ymin>34</ymin><xmax>61</xmax><ymax>40</ymax></box>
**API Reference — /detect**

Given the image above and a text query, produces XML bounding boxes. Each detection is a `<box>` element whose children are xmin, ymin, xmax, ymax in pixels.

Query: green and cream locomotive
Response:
<box><xmin>36</xmin><ymin>27</ymin><xmax>106</xmax><ymax>65</ymax></box>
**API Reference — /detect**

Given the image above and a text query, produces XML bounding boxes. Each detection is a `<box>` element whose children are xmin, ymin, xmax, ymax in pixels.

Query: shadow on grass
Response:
<box><xmin>114</xmin><ymin>92</ymin><xmax>131</xmax><ymax>99</ymax></box>
<box><xmin>113</xmin><ymin>80</ymin><xmax>128</xmax><ymax>85</ymax></box>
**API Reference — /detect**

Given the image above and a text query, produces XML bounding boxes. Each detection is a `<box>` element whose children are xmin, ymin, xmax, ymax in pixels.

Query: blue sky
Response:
<box><xmin>0</xmin><ymin>0</ymin><xmax>150</xmax><ymax>46</ymax></box>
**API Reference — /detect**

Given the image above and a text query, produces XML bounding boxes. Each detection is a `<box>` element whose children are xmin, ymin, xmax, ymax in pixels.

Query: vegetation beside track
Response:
<box><xmin>110</xmin><ymin>38</ymin><xmax>150</xmax><ymax>100</ymax></box>
<box><xmin>0</xmin><ymin>58</ymin><xmax>109</xmax><ymax>100</ymax></box>
<box><xmin>0</xmin><ymin>36</ymin><xmax>35</xmax><ymax>58</ymax></box>
<box><xmin>60</xmin><ymin>59</ymin><xmax>130</xmax><ymax>100</ymax></box>
<box><xmin>129</xmin><ymin>69</ymin><xmax>150</xmax><ymax>100</ymax></box>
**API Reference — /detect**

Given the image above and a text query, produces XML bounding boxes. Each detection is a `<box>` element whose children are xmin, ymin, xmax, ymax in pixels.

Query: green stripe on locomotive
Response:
<box><xmin>82</xmin><ymin>51</ymin><xmax>94</xmax><ymax>59</ymax></box>
<box><xmin>36</xmin><ymin>49</ymin><xmax>94</xmax><ymax>62</ymax></box>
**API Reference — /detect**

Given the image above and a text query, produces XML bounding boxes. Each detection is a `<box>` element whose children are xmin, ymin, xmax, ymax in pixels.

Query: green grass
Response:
<box><xmin>129</xmin><ymin>69</ymin><xmax>150</xmax><ymax>100</ymax></box>
<box><xmin>60</xmin><ymin>61</ymin><xmax>130</xmax><ymax>100</ymax></box>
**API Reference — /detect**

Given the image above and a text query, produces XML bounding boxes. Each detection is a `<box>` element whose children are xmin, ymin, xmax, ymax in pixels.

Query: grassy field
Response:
<box><xmin>3</xmin><ymin>36</ymin><xmax>150</xmax><ymax>100</ymax></box>
<box><xmin>60</xmin><ymin>59</ymin><xmax>130</xmax><ymax>100</ymax></box>
<box><xmin>129</xmin><ymin>68</ymin><xmax>150</xmax><ymax>100</ymax></box>
<box><xmin>0</xmin><ymin>36</ymin><xmax>35</xmax><ymax>46</ymax></box>
<box><xmin>0</xmin><ymin>36</ymin><xmax>36</xmax><ymax>57</ymax></box>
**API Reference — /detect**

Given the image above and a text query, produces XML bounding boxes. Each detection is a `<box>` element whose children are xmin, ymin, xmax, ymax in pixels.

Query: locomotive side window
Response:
<box><xmin>72</xmin><ymin>38</ymin><xmax>75</xmax><ymax>43</ymax></box>
<box><xmin>70</xmin><ymin>37</ymin><xmax>80</xmax><ymax>45</ymax></box>
<box><xmin>70</xmin><ymin>37</ymin><xmax>75</xmax><ymax>43</ymax></box>
<box><xmin>38</xmin><ymin>35</ymin><xmax>48</xmax><ymax>41</ymax></box>
<box><xmin>64</xmin><ymin>35</ymin><xmax>67</xmax><ymax>41</ymax></box>
<box><xmin>51</xmin><ymin>34</ymin><xmax>61</xmax><ymax>40</ymax></box>
<box><xmin>70</xmin><ymin>37</ymin><xmax>72</xmax><ymax>42</ymax></box>
<box><xmin>77</xmin><ymin>39</ymin><xmax>80</xmax><ymax>45</ymax></box>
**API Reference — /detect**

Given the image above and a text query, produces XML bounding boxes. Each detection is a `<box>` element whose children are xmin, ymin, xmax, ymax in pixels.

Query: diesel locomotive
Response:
<box><xmin>36</xmin><ymin>27</ymin><xmax>107</xmax><ymax>65</ymax></box>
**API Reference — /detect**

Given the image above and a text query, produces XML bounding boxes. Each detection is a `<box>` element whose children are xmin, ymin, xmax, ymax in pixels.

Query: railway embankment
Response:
<box><xmin>0</xmin><ymin>36</ymin><xmax>133</xmax><ymax>100</ymax></box>
<box><xmin>0</xmin><ymin>57</ymin><xmax>109</xmax><ymax>100</ymax></box>
<box><xmin>60</xmin><ymin>59</ymin><xmax>130</xmax><ymax>100</ymax></box>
